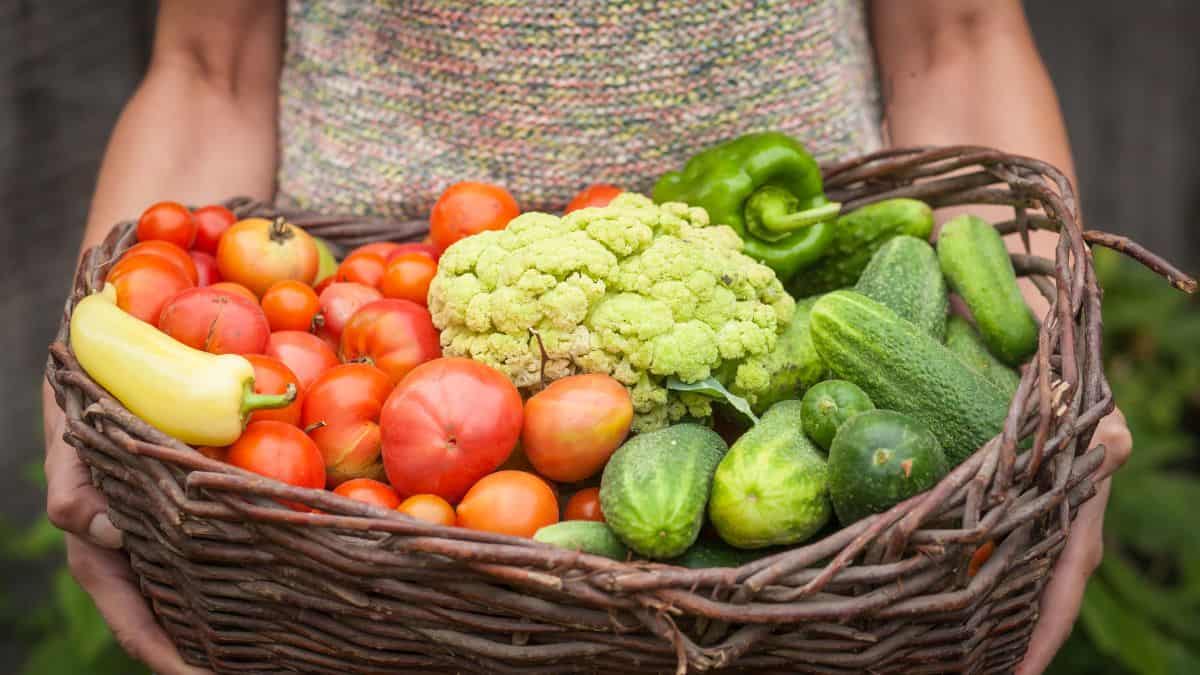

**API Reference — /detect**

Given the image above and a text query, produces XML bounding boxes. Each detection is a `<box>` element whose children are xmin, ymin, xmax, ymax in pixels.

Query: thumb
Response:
<box><xmin>45</xmin><ymin>426</ymin><xmax>122</xmax><ymax>549</ymax></box>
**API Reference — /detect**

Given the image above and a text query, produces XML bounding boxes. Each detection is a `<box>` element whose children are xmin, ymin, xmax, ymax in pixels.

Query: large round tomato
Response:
<box><xmin>455</xmin><ymin>471</ymin><xmax>558</xmax><ymax>538</ymax></box>
<box><xmin>158</xmin><ymin>287</ymin><xmax>270</xmax><ymax>355</ymax></box>
<box><xmin>108</xmin><ymin>256</ymin><xmax>193</xmax><ymax>324</ymax></box>
<box><xmin>380</xmin><ymin>358</ymin><xmax>522</xmax><ymax>503</ymax></box>
<box><xmin>350</xmin><ymin>242</ymin><xmax>402</xmax><ymax>259</ymax></box>
<box><xmin>302</xmin><ymin>363</ymin><xmax>392</xmax><ymax>486</ymax></box>
<box><xmin>379</xmin><ymin>253</ymin><xmax>438</xmax><ymax>305</ymax></box>
<box><xmin>522</xmin><ymin>374</ymin><xmax>632</xmax><ymax>482</ymax></box>
<box><xmin>265</xmin><ymin>331</ymin><xmax>340</xmax><ymax>390</ymax></box>
<box><xmin>339</xmin><ymin>299</ymin><xmax>441</xmax><ymax>384</ymax></box>
<box><xmin>227</xmin><ymin>421</ymin><xmax>326</xmax><ymax>512</ymax></box>
<box><xmin>217</xmin><ymin>217</ymin><xmax>319</xmax><ymax>296</ymax></box>
<box><xmin>563</xmin><ymin>487</ymin><xmax>604</xmax><ymax>522</ymax></box>
<box><xmin>335</xmin><ymin>251</ymin><xmax>387</xmax><ymax>288</ymax></box>
<box><xmin>136</xmin><ymin>201</ymin><xmax>196</xmax><ymax>249</ymax></box>
<box><xmin>243</xmin><ymin>354</ymin><xmax>303</xmax><ymax>426</ymax></box>
<box><xmin>333</xmin><ymin>478</ymin><xmax>401</xmax><ymax>510</ymax></box>
<box><xmin>565</xmin><ymin>184</ymin><xmax>622</xmax><ymax>213</ymax></box>
<box><xmin>315</xmin><ymin>282</ymin><xmax>382</xmax><ymax>345</ymax></box>
<box><xmin>429</xmin><ymin>182</ymin><xmax>519</xmax><ymax>250</ymax></box>
<box><xmin>117</xmin><ymin>241</ymin><xmax>198</xmax><ymax>285</ymax></box>
<box><xmin>191</xmin><ymin>204</ymin><xmax>237</xmax><ymax>255</ymax></box>
<box><xmin>261</xmin><ymin>280</ymin><xmax>320</xmax><ymax>332</ymax></box>
<box><xmin>188</xmin><ymin>250</ymin><xmax>221</xmax><ymax>286</ymax></box>
<box><xmin>209</xmin><ymin>281</ymin><xmax>258</xmax><ymax>304</ymax></box>
<box><xmin>387</xmin><ymin>242</ymin><xmax>441</xmax><ymax>262</ymax></box>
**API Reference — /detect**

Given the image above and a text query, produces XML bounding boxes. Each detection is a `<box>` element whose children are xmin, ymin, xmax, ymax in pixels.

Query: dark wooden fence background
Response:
<box><xmin>0</xmin><ymin>0</ymin><xmax>1197</xmax><ymax>667</ymax></box>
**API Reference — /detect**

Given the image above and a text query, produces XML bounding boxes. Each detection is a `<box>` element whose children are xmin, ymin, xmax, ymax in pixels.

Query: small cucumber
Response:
<box><xmin>855</xmin><ymin>235</ymin><xmax>948</xmax><ymax>341</ymax></box>
<box><xmin>945</xmin><ymin>316</ymin><xmax>1020</xmax><ymax>398</ymax></box>
<box><xmin>739</xmin><ymin>295</ymin><xmax>827</xmax><ymax>414</ymax></box>
<box><xmin>800</xmin><ymin>380</ymin><xmax>875</xmax><ymax>451</ymax></box>
<box><xmin>534</xmin><ymin>521</ymin><xmax>629</xmax><ymax>561</ymax></box>
<box><xmin>671</xmin><ymin>539</ymin><xmax>766</xmax><ymax>569</ymax></box>
<box><xmin>937</xmin><ymin>215</ymin><xmax>1038</xmax><ymax>365</ymax></box>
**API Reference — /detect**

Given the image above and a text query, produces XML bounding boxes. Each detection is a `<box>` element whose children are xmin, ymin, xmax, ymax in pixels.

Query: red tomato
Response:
<box><xmin>350</xmin><ymin>242</ymin><xmax>402</xmax><ymax>259</ymax></box>
<box><xmin>191</xmin><ymin>204</ymin><xmax>237</xmax><ymax>255</ymax></box>
<box><xmin>380</xmin><ymin>358</ymin><xmax>522</xmax><ymax>502</ymax></box>
<box><xmin>136</xmin><ymin>201</ymin><xmax>196</xmax><ymax>249</ymax></box>
<box><xmin>227</xmin><ymin>421</ymin><xmax>326</xmax><ymax>512</ymax></box>
<box><xmin>563</xmin><ymin>487</ymin><xmax>604</xmax><ymax>522</ymax></box>
<box><xmin>209</xmin><ymin>281</ymin><xmax>258</xmax><ymax>304</ymax></box>
<box><xmin>313</xmin><ymin>276</ymin><xmax>334</xmax><ymax>296</ymax></box>
<box><xmin>302</xmin><ymin>363</ymin><xmax>393</xmax><ymax>486</ymax></box>
<box><xmin>565</xmin><ymin>184</ymin><xmax>622</xmax><ymax>213</ymax></box>
<box><xmin>116</xmin><ymin>241</ymin><xmax>198</xmax><ymax>285</ymax></box>
<box><xmin>243</xmin><ymin>354</ymin><xmax>303</xmax><ymax>426</ymax></box>
<box><xmin>333</xmin><ymin>478</ymin><xmax>401</xmax><ymax>510</ymax></box>
<box><xmin>265</xmin><ymin>331</ymin><xmax>340</xmax><ymax>391</ymax></box>
<box><xmin>456</xmin><ymin>471</ymin><xmax>558</xmax><ymax>538</ymax></box>
<box><xmin>188</xmin><ymin>250</ymin><xmax>221</xmax><ymax>286</ymax></box>
<box><xmin>108</xmin><ymin>256</ymin><xmax>193</xmax><ymax>324</ymax></box>
<box><xmin>261</xmin><ymin>280</ymin><xmax>321</xmax><ymax>332</ymax></box>
<box><xmin>315</xmin><ymin>282</ymin><xmax>382</xmax><ymax>345</ymax></box>
<box><xmin>387</xmin><ymin>242</ymin><xmax>442</xmax><ymax>262</ymax></box>
<box><xmin>522</xmin><ymin>374</ymin><xmax>633</xmax><ymax>482</ymax></box>
<box><xmin>397</xmin><ymin>494</ymin><xmax>456</xmax><ymax>526</ymax></box>
<box><xmin>335</xmin><ymin>251</ymin><xmax>387</xmax><ymax>288</ymax></box>
<box><xmin>217</xmin><ymin>217</ymin><xmax>319</xmax><ymax>296</ymax></box>
<box><xmin>379</xmin><ymin>253</ymin><xmax>438</xmax><ymax>305</ymax></box>
<box><xmin>158</xmin><ymin>287</ymin><xmax>270</xmax><ymax>355</ymax></box>
<box><xmin>429</xmin><ymin>182</ymin><xmax>519</xmax><ymax>250</ymax></box>
<box><xmin>339</xmin><ymin>299</ymin><xmax>441</xmax><ymax>385</ymax></box>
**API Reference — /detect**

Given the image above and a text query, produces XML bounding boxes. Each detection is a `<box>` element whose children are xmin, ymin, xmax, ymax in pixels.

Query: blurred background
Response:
<box><xmin>1</xmin><ymin>2</ymin><xmax>1197</xmax><ymax>673</ymax></box>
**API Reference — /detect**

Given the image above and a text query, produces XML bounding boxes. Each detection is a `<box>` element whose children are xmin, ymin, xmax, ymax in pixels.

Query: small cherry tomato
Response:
<box><xmin>217</xmin><ymin>217</ymin><xmax>319</xmax><ymax>296</ymax></box>
<box><xmin>339</xmin><ymin>299</ymin><xmax>441</xmax><ymax>384</ymax></box>
<box><xmin>108</xmin><ymin>256</ymin><xmax>194</xmax><ymax>324</ymax></box>
<box><xmin>522</xmin><ymin>374</ymin><xmax>633</xmax><ymax>482</ymax></box>
<box><xmin>302</xmin><ymin>363</ymin><xmax>393</xmax><ymax>486</ymax></box>
<box><xmin>265</xmin><ymin>330</ymin><xmax>340</xmax><ymax>391</ymax></box>
<box><xmin>333</xmin><ymin>478</ymin><xmax>401</xmax><ymax>510</ymax></box>
<box><xmin>136</xmin><ymin>201</ymin><xmax>196</xmax><ymax>249</ymax></box>
<box><xmin>158</xmin><ymin>287</ymin><xmax>270</xmax><ymax>355</ymax></box>
<box><xmin>191</xmin><ymin>204</ymin><xmax>237</xmax><ymax>255</ymax></box>
<box><xmin>429</xmin><ymin>182</ymin><xmax>519</xmax><ymax>250</ymax></box>
<box><xmin>188</xmin><ymin>250</ymin><xmax>221</xmax><ymax>286</ymax></box>
<box><xmin>563</xmin><ymin>487</ymin><xmax>604</xmax><ymax>522</ymax></box>
<box><xmin>387</xmin><ymin>242</ymin><xmax>442</xmax><ymax>262</ymax></box>
<box><xmin>313</xmin><ymin>237</ymin><xmax>338</xmax><ymax>285</ymax></box>
<box><xmin>209</xmin><ymin>281</ymin><xmax>259</xmax><ymax>304</ymax></box>
<box><xmin>456</xmin><ymin>471</ymin><xmax>558</xmax><ymax>538</ymax></box>
<box><xmin>379</xmin><ymin>253</ymin><xmax>438</xmax><ymax>305</ymax></box>
<box><xmin>243</xmin><ymin>354</ymin><xmax>303</xmax><ymax>426</ymax></box>
<box><xmin>227</xmin><ymin>421</ymin><xmax>326</xmax><ymax>511</ymax></box>
<box><xmin>116</xmin><ymin>241</ymin><xmax>198</xmax><ymax>285</ymax></box>
<box><xmin>261</xmin><ymin>280</ymin><xmax>321</xmax><ymax>332</ymax></box>
<box><xmin>397</xmin><ymin>494</ymin><xmax>456</xmax><ymax>526</ymax></box>
<box><xmin>351</xmin><ymin>242</ymin><xmax>403</xmax><ymax>259</ymax></box>
<box><xmin>315</xmin><ymin>282</ymin><xmax>382</xmax><ymax>345</ymax></box>
<box><xmin>565</xmin><ymin>184</ymin><xmax>622</xmax><ymax>213</ymax></box>
<box><xmin>335</xmin><ymin>251</ymin><xmax>387</xmax><ymax>288</ymax></box>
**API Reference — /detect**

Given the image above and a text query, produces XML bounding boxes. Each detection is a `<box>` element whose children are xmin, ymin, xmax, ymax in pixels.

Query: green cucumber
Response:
<box><xmin>788</xmin><ymin>198</ymin><xmax>934</xmax><ymax>295</ymax></box>
<box><xmin>855</xmin><ymin>235</ymin><xmax>948</xmax><ymax>341</ymax></box>
<box><xmin>937</xmin><ymin>215</ymin><xmax>1038</xmax><ymax>365</ymax></box>
<box><xmin>800</xmin><ymin>380</ymin><xmax>875</xmax><ymax>451</ymax></box>
<box><xmin>599</xmin><ymin>424</ymin><xmax>727</xmax><ymax>559</ymax></box>
<box><xmin>671</xmin><ymin>539</ymin><xmax>765</xmax><ymax>569</ymax></box>
<box><xmin>740</xmin><ymin>296</ymin><xmax>827</xmax><ymax>414</ymax></box>
<box><xmin>534</xmin><ymin>521</ymin><xmax>628</xmax><ymax>561</ymax></box>
<box><xmin>708</xmin><ymin>400</ymin><xmax>831</xmax><ymax>548</ymax></box>
<box><xmin>810</xmin><ymin>291</ymin><xmax>1010</xmax><ymax>466</ymax></box>
<box><xmin>828</xmin><ymin>410</ymin><xmax>949</xmax><ymax>524</ymax></box>
<box><xmin>945</xmin><ymin>316</ymin><xmax>1020</xmax><ymax>398</ymax></box>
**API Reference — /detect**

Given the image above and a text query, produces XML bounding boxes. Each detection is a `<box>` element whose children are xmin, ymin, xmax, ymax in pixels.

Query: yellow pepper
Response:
<box><xmin>69</xmin><ymin>284</ymin><xmax>295</xmax><ymax>446</ymax></box>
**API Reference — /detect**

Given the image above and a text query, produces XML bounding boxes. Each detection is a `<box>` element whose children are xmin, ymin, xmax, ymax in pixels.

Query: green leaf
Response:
<box><xmin>1108</xmin><ymin>472</ymin><xmax>1200</xmax><ymax>559</ymax></box>
<box><xmin>54</xmin><ymin>569</ymin><xmax>114</xmax><ymax>662</ymax></box>
<box><xmin>666</xmin><ymin>376</ymin><xmax>759</xmax><ymax>424</ymax></box>
<box><xmin>4</xmin><ymin>516</ymin><xmax>66</xmax><ymax>560</ymax></box>
<box><xmin>1078</xmin><ymin>577</ymin><xmax>1171</xmax><ymax>675</ymax></box>
<box><xmin>1100</xmin><ymin>553</ymin><xmax>1200</xmax><ymax>644</ymax></box>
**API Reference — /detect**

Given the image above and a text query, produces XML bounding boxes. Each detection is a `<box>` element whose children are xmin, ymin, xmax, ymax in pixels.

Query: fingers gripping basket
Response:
<box><xmin>46</xmin><ymin>147</ymin><xmax>1196</xmax><ymax>674</ymax></box>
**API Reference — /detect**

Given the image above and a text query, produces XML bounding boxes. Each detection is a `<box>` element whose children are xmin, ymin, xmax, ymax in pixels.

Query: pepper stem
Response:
<box><xmin>744</xmin><ymin>186</ymin><xmax>841</xmax><ymax>242</ymax></box>
<box><xmin>241</xmin><ymin>381</ymin><xmax>297</xmax><ymax>417</ymax></box>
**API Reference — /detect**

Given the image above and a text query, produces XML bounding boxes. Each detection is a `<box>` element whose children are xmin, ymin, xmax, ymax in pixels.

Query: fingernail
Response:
<box><xmin>88</xmin><ymin>513</ymin><xmax>124</xmax><ymax>549</ymax></box>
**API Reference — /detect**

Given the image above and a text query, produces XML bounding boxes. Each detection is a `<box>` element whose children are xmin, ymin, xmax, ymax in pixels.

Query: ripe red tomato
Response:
<box><xmin>243</xmin><ymin>354</ymin><xmax>303</xmax><ymax>426</ymax></box>
<box><xmin>116</xmin><ymin>241</ymin><xmax>198</xmax><ymax>285</ymax></box>
<box><xmin>188</xmin><ymin>250</ymin><xmax>221</xmax><ymax>286</ymax></box>
<box><xmin>335</xmin><ymin>251</ymin><xmax>387</xmax><ymax>288</ymax></box>
<box><xmin>429</xmin><ymin>182</ymin><xmax>519</xmax><ymax>250</ymax></box>
<box><xmin>265</xmin><ymin>331</ymin><xmax>340</xmax><ymax>391</ymax></box>
<box><xmin>387</xmin><ymin>242</ymin><xmax>442</xmax><ymax>262</ymax></box>
<box><xmin>381</xmin><ymin>358</ymin><xmax>522</xmax><ymax>502</ymax></box>
<box><xmin>158</xmin><ymin>287</ymin><xmax>270</xmax><ymax>355</ymax></box>
<box><xmin>227</xmin><ymin>421</ymin><xmax>326</xmax><ymax>512</ymax></box>
<box><xmin>191</xmin><ymin>204</ymin><xmax>237</xmax><ymax>255</ymax></box>
<box><xmin>522</xmin><ymin>374</ymin><xmax>633</xmax><ymax>482</ymax></box>
<box><xmin>379</xmin><ymin>253</ymin><xmax>438</xmax><ymax>305</ymax></box>
<box><xmin>565</xmin><ymin>184</ymin><xmax>622</xmax><ymax>213</ymax></box>
<box><xmin>313</xmin><ymin>276</ymin><xmax>334</xmax><ymax>296</ymax></box>
<box><xmin>108</xmin><ymin>256</ymin><xmax>193</xmax><ymax>324</ymax></box>
<box><xmin>302</xmin><ymin>363</ymin><xmax>392</xmax><ymax>486</ymax></box>
<box><xmin>315</xmin><ymin>282</ymin><xmax>382</xmax><ymax>345</ymax></box>
<box><xmin>333</xmin><ymin>478</ymin><xmax>401</xmax><ymax>510</ymax></box>
<box><xmin>217</xmin><ymin>217</ymin><xmax>319</xmax><ymax>296</ymax></box>
<box><xmin>563</xmin><ymin>487</ymin><xmax>604</xmax><ymax>522</ymax></box>
<box><xmin>456</xmin><ymin>471</ymin><xmax>558</xmax><ymax>537</ymax></box>
<box><xmin>136</xmin><ymin>201</ymin><xmax>196</xmax><ymax>249</ymax></box>
<box><xmin>397</xmin><ymin>494</ymin><xmax>456</xmax><ymax>526</ymax></box>
<box><xmin>209</xmin><ymin>281</ymin><xmax>258</xmax><ymax>304</ymax></box>
<box><xmin>350</xmin><ymin>242</ymin><xmax>402</xmax><ymax>259</ymax></box>
<box><xmin>261</xmin><ymin>280</ymin><xmax>321</xmax><ymax>332</ymax></box>
<box><xmin>339</xmin><ymin>299</ymin><xmax>441</xmax><ymax>384</ymax></box>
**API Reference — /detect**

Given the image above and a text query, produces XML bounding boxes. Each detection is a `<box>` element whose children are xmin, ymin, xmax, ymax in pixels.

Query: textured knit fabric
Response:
<box><xmin>277</xmin><ymin>0</ymin><xmax>882</xmax><ymax>218</ymax></box>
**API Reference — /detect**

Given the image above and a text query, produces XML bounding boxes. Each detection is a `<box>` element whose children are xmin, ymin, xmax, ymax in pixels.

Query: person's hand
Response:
<box><xmin>1017</xmin><ymin>408</ymin><xmax>1131</xmax><ymax>675</ymax></box>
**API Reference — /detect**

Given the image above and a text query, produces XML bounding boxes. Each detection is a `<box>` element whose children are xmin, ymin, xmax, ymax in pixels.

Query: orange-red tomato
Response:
<box><xmin>243</xmin><ymin>354</ymin><xmax>304</xmax><ymax>426</ymax></box>
<box><xmin>522</xmin><ymin>374</ymin><xmax>633</xmax><ymax>483</ymax></box>
<box><xmin>209</xmin><ymin>281</ymin><xmax>259</xmax><ymax>304</ymax></box>
<box><xmin>108</xmin><ymin>256</ymin><xmax>193</xmax><ymax>324</ymax></box>
<box><xmin>158</xmin><ymin>287</ymin><xmax>270</xmax><ymax>355</ymax></box>
<box><xmin>265</xmin><ymin>331</ymin><xmax>340</xmax><ymax>391</ymax></box>
<box><xmin>456</xmin><ymin>471</ymin><xmax>558</xmax><ymax>538</ymax></box>
<box><xmin>315</xmin><ymin>282</ymin><xmax>382</xmax><ymax>345</ymax></box>
<box><xmin>227</xmin><ymin>421</ymin><xmax>326</xmax><ymax>512</ymax></box>
<box><xmin>136</xmin><ymin>201</ymin><xmax>196</xmax><ymax>249</ymax></box>
<box><xmin>387</xmin><ymin>242</ymin><xmax>442</xmax><ymax>262</ymax></box>
<box><xmin>397</xmin><ymin>494</ymin><xmax>456</xmax><ymax>526</ymax></box>
<box><xmin>217</xmin><ymin>217</ymin><xmax>319</xmax><ymax>296</ymax></box>
<box><xmin>335</xmin><ymin>251</ymin><xmax>387</xmax><ymax>288</ymax></box>
<box><xmin>429</xmin><ymin>182</ymin><xmax>519</xmax><ymax>250</ymax></box>
<box><xmin>339</xmin><ymin>299</ymin><xmax>441</xmax><ymax>385</ymax></box>
<box><xmin>261</xmin><ymin>280</ymin><xmax>321</xmax><ymax>332</ymax></box>
<box><xmin>302</xmin><ymin>363</ymin><xmax>393</xmax><ymax>486</ymax></box>
<box><xmin>563</xmin><ymin>487</ymin><xmax>604</xmax><ymax>522</ymax></box>
<box><xmin>313</xmin><ymin>276</ymin><xmax>334</xmax><ymax>296</ymax></box>
<box><xmin>333</xmin><ymin>478</ymin><xmax>401</xmax><ymax>510</ymax></box>
<box><xmin>379</xmin><ymin>253</ymin><xmax>438</xmax><ymax>305</ymax></box>
<box><xmin>189</xmin><ymin>250</ymin><xmax>221</xmax><ymax>286</ymax></box>
<box><xmin>116</xmin><ymin>241</ymin><xmax>198</xmax><ymax>285</ymax></box>
<box><xmin>350</xmin><ymin>242</ymin><xmax>403</xmax><ymax>259</ymax></box>
<box><xmin>565</xmin><ymin>184</ymin><xmax>622</xmax><ymax>213</ymax></box>
<box><xmin>191</xmin><ymin>204</ymin><xmax>237</xmax><ymax>255</ymax></box>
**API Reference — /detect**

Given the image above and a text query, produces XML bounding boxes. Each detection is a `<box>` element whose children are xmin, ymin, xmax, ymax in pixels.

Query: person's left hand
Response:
<box><xmin>1016</xmin><ymin>408</ymin><xmax>1131</xmax><ymax>674</ymax></box>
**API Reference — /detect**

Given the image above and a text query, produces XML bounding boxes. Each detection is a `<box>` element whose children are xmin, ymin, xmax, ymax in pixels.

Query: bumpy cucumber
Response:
<box><xmin>672</xmin><ymin>539</ymin><xmax>766</xmax><ymax>568</ymax></box>
<box><xmin>534</xmin><ymin>521</ymin><xmax>629</xmax><ymax>561</ymax></box>
<box><xmin>800</xmin><ymin>380</ymin><xmax>875</xmax><ymax>451</ymax></box>
<box><xmin>741</xmin><ymin>296</ymin><xmax>827</xmax><ymax>413</ymax></box>
<box><xmin>855</xmin><ymin>235</ymin><xmax>948</xmax><ymax>341</ymax></box>
<box><xmin>945</xmin><ymin>316</ymin><xmax>1020</xmax><ymax>398</ymax></box>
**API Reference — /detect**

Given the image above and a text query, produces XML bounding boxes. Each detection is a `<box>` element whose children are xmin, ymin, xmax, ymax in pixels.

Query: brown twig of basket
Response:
<box><xmin>47</xmin><ymin>146</ymin><xmax>1194</xmax><ymax>674</ymax></box>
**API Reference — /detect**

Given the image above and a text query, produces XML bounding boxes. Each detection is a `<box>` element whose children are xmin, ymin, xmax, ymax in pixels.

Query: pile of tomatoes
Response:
<box><xmin>109</xmin><ymin>181</ymin><xmax>627</xmax><ymax>538</ymax></box>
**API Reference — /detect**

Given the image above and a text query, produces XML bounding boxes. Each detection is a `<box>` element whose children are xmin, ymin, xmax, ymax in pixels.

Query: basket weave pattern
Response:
<box><xmin>46</xmin><ymin>147</ymin><xmax>1196</xmax><ymax>674</ymax></box>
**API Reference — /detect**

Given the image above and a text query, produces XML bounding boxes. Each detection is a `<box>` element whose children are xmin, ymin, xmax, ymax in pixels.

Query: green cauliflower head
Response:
<box><xmin>428</xmin><ymin>193</ymin><xmax>795</xmax><ymax>431</ymax></box>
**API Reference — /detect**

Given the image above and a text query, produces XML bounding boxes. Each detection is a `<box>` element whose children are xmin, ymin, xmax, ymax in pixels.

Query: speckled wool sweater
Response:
<box><xmin>277</xmin><ymin>0</ymin><xmax>882</xmax><ymax>218</ymax></box>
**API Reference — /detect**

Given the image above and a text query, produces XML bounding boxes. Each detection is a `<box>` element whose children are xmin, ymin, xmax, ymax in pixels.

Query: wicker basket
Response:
<box><xmin>46</xmin><ymin>147</ymin><xmax>1196</xmax><ymax>674</ymax></box>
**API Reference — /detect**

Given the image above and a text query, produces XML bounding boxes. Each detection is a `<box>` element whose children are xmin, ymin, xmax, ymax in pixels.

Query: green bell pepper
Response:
<box><xmin>652</xmin><ymin>132</ymin><xmax>841</xmax><ymax>282</ymax></box>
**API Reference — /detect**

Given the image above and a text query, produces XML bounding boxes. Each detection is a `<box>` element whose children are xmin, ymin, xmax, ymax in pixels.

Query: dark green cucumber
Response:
<box><xmin>671</xmin><ymin>539</ymin><xmax>765</xmax><ymax>569</ymax></box>
<box><xmin>788</xmin><ymin>198</ymin><xmax>934</xmax><ymax>295</ymax></box>
<box><xmin>534</xmin><ymin>521</ymin><xmax>629</xmax><ymax>561</ymax></box>
<box><xmin>741</xmin><ymin>296</ymin><xmax>827</xmax><ymax>414</ymax></box>
<box><xmin>828</xmin><ymin>410</ymin><xmax>949</xmax><ymax>524</ymax></box>
<box><xmin>599</xmin><ymin>424</ymin><xmax>727</xmax><ymax>559</ymax></box>
<box><xmin>855</xmin><ymin>235</ymin><xmax>948</xmax><ymax>341</ymax></box>
<box><xmin>810</xmin><ymin>291</ymin><xmax>1009</xmax><ymax>466</ymax></box>
<box><xmin>945</xmin><ymin>316</ymin><xmax>1020</xmax><ymax>398</ymax></box>
<box><xmin>800</xmin><ymin>380</ymin><xmax>875</xmax><ymax>451</ymax></box>
<box><xmin>937</xmin><ymin>215</ymin><xmax>1038</xmax><ymax>365</ymax></box>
